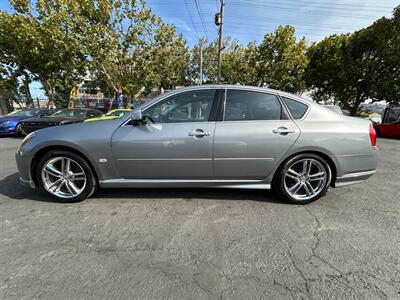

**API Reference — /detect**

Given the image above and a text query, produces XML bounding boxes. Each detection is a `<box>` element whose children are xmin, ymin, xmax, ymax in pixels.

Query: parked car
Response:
<box><xmin>84</xmin><ymin>109</ymin><xmax>132</xmax><ymax>123</ymax></box>
<box><xmin>16</xmin><ymin>85</ymin><xmax>379</xmax><ymax>204</ymax></box>
<box><xmin>373</xmin><ymin>104</ymin><xmax>400</xmax><ymax>138</ymax></box>
<box><xmin>0</xmin><ymin>108</ymin><xmax>53</xmax><ymax>136</ymax></box>
<box><xmin>20</xmin><ymin>108</ymin><xmax>103</xmax><ymax>135</ymax></box>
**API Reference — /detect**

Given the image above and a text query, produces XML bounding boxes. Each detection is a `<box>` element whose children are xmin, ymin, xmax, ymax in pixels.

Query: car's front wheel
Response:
<box><xmin>274</xmin><ymin>154</ymin><xmax>331</xmax><ymax>204</ymax></box>
<box><xmin>36</xmin><ymin>150</ymin><xmax>97</xmax><ymax>202</ymax></box>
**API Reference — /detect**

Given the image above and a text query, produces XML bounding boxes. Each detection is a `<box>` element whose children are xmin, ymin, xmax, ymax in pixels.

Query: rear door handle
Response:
<box><xmin>188</xmin><ymin>129</ymin><xmax>211</xmax><ymax>138</ymax></box>
<box><xmin>273</xmin><ymin>127</ymin><xmax>295</xmax><ymax>135</ymax></box>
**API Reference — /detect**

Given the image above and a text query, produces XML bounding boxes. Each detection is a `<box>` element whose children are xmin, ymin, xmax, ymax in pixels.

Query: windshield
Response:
<box><xmin>8</xmin><ymin>110</ymin><xmax>40</xmax><ymax>117</ymax></box>
<box><xmin>384</xmin><ymin>106</ymin><xmax>400</xmax><ymax>123</ymax></box>
<box><xmin>51</xmin><ymin>109</ymin><xmax>86</xmax><ymax>117</ymax></box>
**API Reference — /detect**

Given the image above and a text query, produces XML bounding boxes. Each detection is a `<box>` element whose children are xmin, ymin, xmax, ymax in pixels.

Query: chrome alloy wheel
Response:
<box><xmin>41</xmin><ymin>157</ymin><xmax>87</xmax><ymax>199</ymax></box>
<box><xmin>283</xmin><ymin>158</ymin><xmax>328</xmax><ymax>201</ymax></box>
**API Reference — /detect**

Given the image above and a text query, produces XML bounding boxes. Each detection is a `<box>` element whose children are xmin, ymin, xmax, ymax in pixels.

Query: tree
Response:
<box><xmin>189</xmin><ymin>38</ymin><xmax>258</xmax><ymax>85</ymax></box>
<box><xmin>0</xmin><ymin>0</ymin><xmax>88</xmax><ymax>107</ymax></box>
<box><xmin>365</xmin><ymin>5</ymin><xmax>400</xmax><ymax>104</ymax></box>
<box><xmin>83</xmin><ymin>0</ymin><xmax>189</xmax><ymax>99</ymax></box>
<box><xmin>258</xmin><ymin>25</ymin><xmax>309</xmax><ymax>94</ymax></box>
<box><xmin>306</xmin><ymin>5</ymin><xmax>400</xmax><ymax>115</ymax></box>
<box><xmin>189</xmin><ymin>38</ymin><xmax>218</xmax><ymax>84</ymax></box>
<box><xmin>221</xmin><ymin>40</ymin><xmax>258</xmax><ymax>85</ymax></box>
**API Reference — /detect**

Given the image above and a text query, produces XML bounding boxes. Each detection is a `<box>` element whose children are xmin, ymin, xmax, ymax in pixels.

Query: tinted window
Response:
<box><xmin>145</xmin><ymin>90</ymin><xmax>216</xmax><ymax>123</ymax></box>
<box><xmin>8</xmin><ymin>109</ymin><xmax>41</xmax><ymax>117</ymax></box>
<box><xmin>51</xmin><ymin>109</ymin><xmax>86</xmax><ymax>117</ymax></box>
<box><xmin>224</xmin><ymin>90</ymin><xmax>282</xmax><ymax>121</ymax></box>
<box><xmin>282</xmin><ymin>97</ymin><xmax>308</xmax><ymax>119</ymax></box>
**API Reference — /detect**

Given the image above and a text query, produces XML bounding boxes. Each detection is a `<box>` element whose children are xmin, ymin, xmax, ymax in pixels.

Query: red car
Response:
<box><xmin>374</xmin><ymin>104</ymin><xmax>400</xmax><ymax>138</ymax></box>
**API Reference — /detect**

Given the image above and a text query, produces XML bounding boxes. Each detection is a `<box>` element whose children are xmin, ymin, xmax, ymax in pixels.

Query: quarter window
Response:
<box><xmin>145</xmin><ymin>90</ymin><xmax>216</xmax><ymax>123</ymax></box>
<box><xmin>282</xmin><ymin>97</ymin><xmax>308</xmax><ymax>119</ymax></box>
<box><xmin>224</xmin><ymin>90</ymin><xmax>282</xmax><ymax>121</ymax></box>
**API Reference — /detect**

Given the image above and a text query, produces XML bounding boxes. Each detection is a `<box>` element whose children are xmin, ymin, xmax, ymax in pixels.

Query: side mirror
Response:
<box><xmin>131</xmin><ymin>109</ymin><xmax>143</xmax><ymax>121</ymax></box>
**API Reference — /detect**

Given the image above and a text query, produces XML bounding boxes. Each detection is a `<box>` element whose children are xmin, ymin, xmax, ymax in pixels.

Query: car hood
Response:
<box><xmin>22</xmin><ymin>116</ymin><xmax>84</xmax><ymax>124</ymax></box>
<box><xmin>27</xmin><ymin>118</ymin><xmax>125</xmax><ymax>147</ymax></box>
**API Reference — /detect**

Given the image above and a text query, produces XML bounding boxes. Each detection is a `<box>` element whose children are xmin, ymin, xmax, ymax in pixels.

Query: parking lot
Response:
<box><xmin>0</xmin><ymin>137</ymin><xmax>399</xmax><ymax>299</ymax></box>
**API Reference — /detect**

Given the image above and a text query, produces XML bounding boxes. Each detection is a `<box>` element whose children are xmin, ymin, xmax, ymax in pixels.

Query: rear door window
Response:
<box><xmin>224</xmin><ymin>90</ymin><xmax>282</xmax><ymax>121</ymax></box>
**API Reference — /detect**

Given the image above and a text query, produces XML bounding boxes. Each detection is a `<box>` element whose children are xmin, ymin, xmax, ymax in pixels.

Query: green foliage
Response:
<box><xmin>0</xmin><ymin>0</ymin><xmax>87</xmax><ymax>106</ymax></box>
<box><xmin>189</xmin><ymin>38</ymin><xmax>218</xmax><ymax>84</ymax></box>
<box><xmin>221</xmin><ymin>40</ymin><xmax>259</xmax><ymax>85</ymax></box>
<box><xmin>81</xmin><ymin>0</ymin><xmax>189</xmax><ymax>98</ymax></box>
<box><xmin>189</xmin><ymin>26</ymin><xmax>309</xmax><ymax>93</ymax></box>
<box><xmin>306</xmin><ymin>5</ymin><xmax>400</xmax><ymax>115</ymax></box>
<box><xmin>258</xmin><ymin>25</ymin><xmax>309</xmax><ymax>94</ymax></box>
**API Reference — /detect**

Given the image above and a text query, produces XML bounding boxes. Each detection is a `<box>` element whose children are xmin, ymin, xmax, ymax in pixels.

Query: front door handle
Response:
<box><xmin>273</xmin><ymin>127</ymin><xmax>295</xmax><ymax>135</ymax></box>
<box><xmin>188</xmin><ymin>129</ymin><xmax>211</xmax><ymax>138</ymax></box>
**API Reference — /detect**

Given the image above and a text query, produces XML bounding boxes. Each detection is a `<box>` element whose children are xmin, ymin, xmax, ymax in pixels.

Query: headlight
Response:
<box><xmin>0</xmin><ymin>121</ymin><xmax>12</xmax><ymax>126</ymax></box>
<box><xmin>21</xmin><ymin>132</ymin><xmax>36</xmax><ymax>146</ymax></box>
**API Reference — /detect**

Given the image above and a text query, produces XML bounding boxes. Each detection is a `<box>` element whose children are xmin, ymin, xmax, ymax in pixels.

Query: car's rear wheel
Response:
<box><xmin>274</xmin><ymin>154</ymin><xmax>331</xmax><ymax>204</ymax></box>
<box><xmin>36</xmin><ymin>150</ymin><xmax>97</xmax><ymax>202</ymax></box>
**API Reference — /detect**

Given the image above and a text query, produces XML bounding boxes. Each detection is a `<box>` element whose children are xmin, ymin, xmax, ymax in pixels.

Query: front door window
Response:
<box><xmin>145</xmin><ymin>90</ymin><xmax>216</xmax><ymax>123</ymax></box>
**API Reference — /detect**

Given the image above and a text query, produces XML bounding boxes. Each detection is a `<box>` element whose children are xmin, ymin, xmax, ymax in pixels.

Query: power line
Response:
<box><xmin>149</xmin><ymin>0</ymin><xmax>395</xmax><ymax>11</ymax></box>
<box><xmin>184</xmin><ymin>0</ymin><xmax>200</xmax><ymax>39</ymax></box>
<box><xmin>227</xmin><ymin>1</ymin><xmax>391</xmax><ymax>19</ymax></box>
<box><xmin>193</xmin><ymin>0</ymin><xmax>209</xmax><ymax>40</ymax></box>
<box><xmin>236</xmin><ymin>0</ymin><xmax>395</xmax><ymax>11</ymax></box>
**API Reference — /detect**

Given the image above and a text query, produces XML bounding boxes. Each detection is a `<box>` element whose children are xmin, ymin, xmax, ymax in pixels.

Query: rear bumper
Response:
<box><xmin>334</xmin><ymin>146</ymin><xmax>379</xmax><ymax>187</ymax></box>
<box><xmin>334</xmin><ymin>170</ymin><xmax>376</xmax><ymax>187</ymax></box>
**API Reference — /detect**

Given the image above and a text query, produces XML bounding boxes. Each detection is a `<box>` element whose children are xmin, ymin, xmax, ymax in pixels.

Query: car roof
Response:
<box><xmin>139</xmin><ymin>84</ymin><xmax>314</xmax><ymax>111</ymax></box>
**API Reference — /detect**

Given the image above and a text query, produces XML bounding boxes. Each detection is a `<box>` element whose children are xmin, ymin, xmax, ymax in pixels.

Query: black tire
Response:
<box><xmin>273</xmin><ymin>153</ymin><xmax>332</xmax><ymax>204</ymax></box>
<box><xmin>35</xmin><ymin>150</ymin><xmax>97</xmax><ymax>202</ymax></box>
<box><xmin>19</xmin><ymin>125</ymin><xmax>29</xmax><ymax>136</ymax></box>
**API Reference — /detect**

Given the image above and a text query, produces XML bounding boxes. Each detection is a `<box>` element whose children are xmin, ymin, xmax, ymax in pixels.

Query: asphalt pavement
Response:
<box><xmin>0</xmin><ymin>137</ymin><xmax>399</xmax><ymax>299</ymax></box>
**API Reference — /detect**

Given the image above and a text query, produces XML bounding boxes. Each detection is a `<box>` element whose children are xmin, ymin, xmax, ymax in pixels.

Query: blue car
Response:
<box><xmin>0</xmin><ymin>109</ymin><xmax>53</xmax><ymax>136</ymax></box>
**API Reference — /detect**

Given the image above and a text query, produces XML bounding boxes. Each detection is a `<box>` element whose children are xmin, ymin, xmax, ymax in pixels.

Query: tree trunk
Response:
<box><xmin>0</xmin><ymin>96</ymin><xmax>9</xmax><ymax>115</ymax></box>
<box><xmin>23</xmin><ymin>73</ymin><xmax>33</xmax><ymax>107</ymax></box>
<box><xmin>349</xmin><ymin>94</ymin><xmax>364</xmax><ymax>116</ymax></box>
<box><xmin>43</xmin><ymin>81</ymin><xmax>56</xmax><ymax>109</ymax></box>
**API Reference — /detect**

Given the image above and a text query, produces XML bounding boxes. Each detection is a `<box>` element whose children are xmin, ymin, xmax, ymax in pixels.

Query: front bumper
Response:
<box><xmin>0</xmin><ymin>127</ymin><xmax>17</xmax><ymax>135</ymax></box>
<box><xmin>15</xmin><ymin>148</ymin><xmax>36</xmax><ymax>189</ymax></box>
<box><xmin>20</xmin><ymin>177</ymin><xmax>36</xmax><ymax>188</ymax></box>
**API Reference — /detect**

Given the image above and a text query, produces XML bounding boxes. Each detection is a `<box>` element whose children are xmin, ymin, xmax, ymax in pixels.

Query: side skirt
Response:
<box><xmin>99</xmin><ymin>179</ymin><xmax>271</xmax><ymax>190</ymax></box>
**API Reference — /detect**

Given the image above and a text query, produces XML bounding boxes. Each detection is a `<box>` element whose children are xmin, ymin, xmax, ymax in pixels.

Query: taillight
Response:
<box><xmin>369</xmin><ymin>124</ymin><xmax>377</xmax><ymax>147</ymax></box>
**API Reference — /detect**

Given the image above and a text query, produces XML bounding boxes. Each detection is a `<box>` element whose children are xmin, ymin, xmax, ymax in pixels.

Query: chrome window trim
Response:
<box><xmin>278</xmin><ymin>95</ymin><xmax>311</xmax><ymax>121</ymax></box>
<box><xmin>222</xmin><ymin>89</ymin><xmax>284</xmax><ymax>122</ymax></box>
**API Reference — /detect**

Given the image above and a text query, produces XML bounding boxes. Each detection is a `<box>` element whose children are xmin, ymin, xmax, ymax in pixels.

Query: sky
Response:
<box><xmin>1</xmin><ymin>0</ymin><xmax>398</xmax><ymax>98</ymax></box>
<box><xmin>147</xmin><ymin>0</ymin><xmax>399</xmax><ymax>46</ymax></box>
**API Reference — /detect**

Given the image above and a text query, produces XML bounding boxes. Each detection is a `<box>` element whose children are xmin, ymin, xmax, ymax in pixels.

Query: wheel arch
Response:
<box><xmin>30</xmin><ymin>145</ymin><xmax>99</xmax><ymax>186</ymax></box>
<box><xmin>273</xmin><ymin>150</ymin><xmax>338</xmax><ymax>187</ymax></box>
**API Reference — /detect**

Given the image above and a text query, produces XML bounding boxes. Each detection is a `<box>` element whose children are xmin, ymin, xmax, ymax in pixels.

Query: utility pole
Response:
<box><xmin>215</xmin><ymin>0</ymin><xmax>224</xmax><ymax>84</ymax></box>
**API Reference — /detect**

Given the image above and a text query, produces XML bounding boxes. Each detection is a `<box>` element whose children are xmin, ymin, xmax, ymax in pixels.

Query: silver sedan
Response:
<box><xmin>16</xmin><ymin>85</ymin><xmax>379</xmax><ymax>204</ymax></box>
